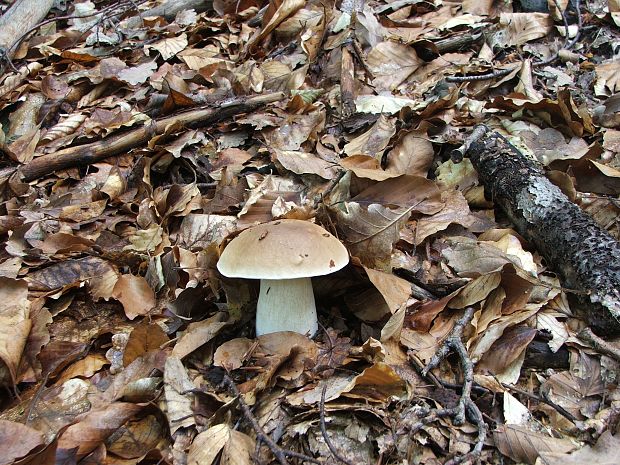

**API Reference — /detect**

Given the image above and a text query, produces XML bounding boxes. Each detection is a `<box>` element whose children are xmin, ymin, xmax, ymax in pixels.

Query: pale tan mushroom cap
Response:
<box><xmin>217</xmin><ymin>219</ymin><xmax>349</xmax><ymax>280</ymax></box>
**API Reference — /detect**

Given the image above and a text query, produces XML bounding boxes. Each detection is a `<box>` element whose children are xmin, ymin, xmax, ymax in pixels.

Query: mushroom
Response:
<box><xmin>217</xmin><ymin>219</ymin><xmax>349</xmax><ymax>336</ymax></box>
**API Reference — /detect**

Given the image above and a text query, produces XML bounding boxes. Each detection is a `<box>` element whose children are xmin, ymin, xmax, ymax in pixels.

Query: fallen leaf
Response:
<box><xmin>111</xmin><ymin>274</ymin><xmax>156</xmax><ymax>320</ymax></box>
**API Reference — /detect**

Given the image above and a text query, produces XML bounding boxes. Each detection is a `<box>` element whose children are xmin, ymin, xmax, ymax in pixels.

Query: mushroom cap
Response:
<box><xmin>217</xmin><ymin>219</ymin><xmax>349</xmax><ymax>280</ymax></box>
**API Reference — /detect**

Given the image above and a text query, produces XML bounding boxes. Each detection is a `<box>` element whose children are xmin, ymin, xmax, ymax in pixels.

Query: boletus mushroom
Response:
<box><xmin>217</xmin><ymin>219</ymin><xmax>349</xmax><ymax>336</ymax></box>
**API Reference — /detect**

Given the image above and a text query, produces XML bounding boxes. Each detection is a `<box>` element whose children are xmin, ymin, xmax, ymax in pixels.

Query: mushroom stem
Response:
<box><xmin>256</xmin><ymin>277</ymin><xmax>318</xmax><ymax>336</ymax></box>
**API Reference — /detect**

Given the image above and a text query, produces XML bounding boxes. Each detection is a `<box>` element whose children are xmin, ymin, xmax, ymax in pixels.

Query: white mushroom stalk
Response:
<box><xmin>256</xmin><ymin>278</ymin><xmax>317</xmax><ymax>336</ymax></box>
<box><xmin>217</xmin><ymin>219</ymin><xmax>349</xmax><ymax>337</ymax></box>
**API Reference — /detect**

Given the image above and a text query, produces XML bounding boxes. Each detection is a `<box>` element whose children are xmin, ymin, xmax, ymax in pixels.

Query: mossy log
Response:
<box><xmin>464</xmin><ymin>125</ymin><xmax>620</xmax><ymax>336</ymax></box>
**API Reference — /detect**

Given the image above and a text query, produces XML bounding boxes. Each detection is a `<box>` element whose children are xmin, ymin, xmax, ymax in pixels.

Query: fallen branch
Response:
<box><xmin>0</xmin><ymin>0</ymin><xmax>54</xmax><ymax>62</ymax></box>
<box><xmin>578</xmin><ymin>328</ymin><xmax>620</xmax><ymax>362</ymax></box>
<box><xmin>15</xmin><ymin>92</ymin><xmax>285</xmax><ymax>183</ymax></box>
<box><xmin>462</xmin><ymin>125</ymin><xmax>620</xmax><ymax>335</ymax></box>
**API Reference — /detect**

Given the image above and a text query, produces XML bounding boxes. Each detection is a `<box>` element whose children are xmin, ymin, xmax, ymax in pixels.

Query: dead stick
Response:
<box><xmin>578</xmin><ymin>328</ymin><xmax>620</xmax><ymax>362</ymax></box>
<box><xmin>463</xmin><ymin>124</ymin><xmax>620</xmax><ymax>336</ymax></box>
<box><xmin>320</xmin><ymin>384</ymin><xmax>355</xmax><ymax>465</ymax></box>
<box><xmin>17</xmin><ymin>92</ymin><xmax>285</xmax><ymax>182</ymax></box>
<box><xmin>220</xmin><ymin>373</ymin><xmax>321</xmax><ymax>465</ymax></box>
<box><xmin>0</xmin><ymin>0</ymin><xmax>54</xmax><ymax>60</ymax></box>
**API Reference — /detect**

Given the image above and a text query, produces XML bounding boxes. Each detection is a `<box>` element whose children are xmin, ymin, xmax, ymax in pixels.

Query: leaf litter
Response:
<box><xmin>0</xmin><ymin>0</ymin><xmax>620</xmax><ymax>464</ymax></box>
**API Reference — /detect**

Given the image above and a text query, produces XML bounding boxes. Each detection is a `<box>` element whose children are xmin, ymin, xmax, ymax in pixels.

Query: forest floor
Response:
<box><xmin>1</xmin><ymin>0</ymin><xmax>620</xmax><ymax>464</ymax></box>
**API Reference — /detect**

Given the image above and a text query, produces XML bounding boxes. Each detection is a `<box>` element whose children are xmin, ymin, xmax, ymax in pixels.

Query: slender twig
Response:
<box><xmin>220</xmin><ymin>373</ymin><xmax>322</xmax><ymax>465</ymax></box>
<box><xmin>501</xmin><ymin>382</ymin><xmax>578</xmax><ymax>423</ymax></box>
<box><xmin>24</xmin><ymin>372</ymin><xmax>51</xmax><ymax>425</ymax></box>
<box><xmin>319</xmin><ymin>384</ymin><xmax>355</xmax><ymax>465</ymax></box>
<box><xmin>446</xmin><ymin>0</ymin><xmax>582</xmax><ymax>83</ymax></box>
<box><xmin>312</xmin><ymin>169</ymin><xmax>346</xmax><ymax>209</ymax></box>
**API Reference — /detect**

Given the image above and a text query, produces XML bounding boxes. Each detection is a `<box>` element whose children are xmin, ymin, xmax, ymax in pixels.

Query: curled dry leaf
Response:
<box><xmin>172</xmin><ymin>313</ymin><xmax>229</xmax><ymax>359</ymax></box>
<box><xmin>214</xmin><ymin>337</ymin><xmax>255</xmax><ymax>371</ymax></box>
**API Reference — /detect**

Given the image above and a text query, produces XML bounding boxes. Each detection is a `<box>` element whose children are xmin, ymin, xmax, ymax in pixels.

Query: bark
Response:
<box><xmin>16</xmin><ymin>92</ymin><xmax>284</xmax><ymax>182</ymax></box>
<box><xmin>464</xmin><ymin>125</ymin><xmax>620</xmax><ymax>336</ymax></box>
<box><xmin>0</xmin><ymin>0</ymin><xmax>54</xmax><ymax>58</ymax></box>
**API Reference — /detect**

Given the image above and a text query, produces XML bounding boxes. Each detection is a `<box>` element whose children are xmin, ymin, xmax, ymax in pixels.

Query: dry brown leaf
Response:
<box><xmin>106</xmin><ymin>414</ymin><xmax>166</xmax><ymax>459</ymax></box>
<box><xmin>172</xmin><ymin>313</ymin><xmax>229</xmax><ymax>359</ymax></box>
<box><xmin>442</xmin><ymin>234</ymin><xmax>537</xmax><ymax>277</ymax></box>
<box><xmin>540</xmin><ymin>357</ymin><xmax>605</xmax><ymax>420</ymax></box>
<box><xmin>366</xmin><ymin>41</ymin><xmax>422</xmax><ymax>90</ymax></box>
<box><xmin>385</xmin><ymin>130</ymin><xmax>435</xmax><ymax>176</ymax></box>
<box><xmin>247</xmin><ymin>0</ymin><xmax>305</xmax><ymax>50</ymax></box>
<box><xmin>494</xmin><ymin>424</ymin><xmax>577</xmax><ymax>464</ymax></box>
<box><xmin>117</xmin><ymin>61</ymin><xmax>158</xmax><ymax>86</ymax></box>
<box><xmin>334</xmin><ymin>175</ymin><xmax>442</xmax><ymax>269</ymax></box>
<box><xmin>476</xmin><ymin>325</ymin><xmax>537</xmax><ymax>376</ymax></box>
<box><xmin>339</xmin><ymin>155</ymin><xmax>400</xmax><ymax>181</ymax></box>
<box><xmin>214</xmin><ymin>337</ymin><xmax>255</xmax><ymax>371</ymax></box>
<box><xmin>537</xmin><ymin>430</ymin><xmax>620</xmax><ymax>465</ymax></box>
<box><xmin>123</xmin><ymin>319</ymin><xmax>169</xmax><ymax>366</ymax></box>
<box><xmin>57</xmin><ymin>402</ymin><xmax>143</xmax><ymax>459</ymax></box>
<box><xmin>56</xmin><ymin>353</ymin><xmax>109</xmax><ymax>384</ymax></box>
<box><xmin>468</xmin><ymin>305</ymin><xmax>541</xmax><ymax>363</ymax></box>
<box><xmin>343</xmin><ymin>114</ymin><xmax>396</xmax><ymax>158</ymax></box>
<box><xmin>415</xmin><ymin>189</ymin><xmax>492</xmax><ymax>245</ymax></box>
<box><xmin>188</xmin><ymin>424</ymin><xmax>255</xmax><ymax>465</ymax></box>
<box><xmin>111</xmin><ymin>274</ymin><xmax>156</xmax><ymax>320</ymax></box>
<box><xmin>0</xmin><ymin>278</ymin><xmax>31</xmax><ymax>385</ymax></box>
<box><xmin>179</xmin><ymin>214</ymin><xmax>237</xmax><ymax>249</ymax></box>
<box><xmin>39</xmin><ymin>232</ymin><xmax>96</xmax><ymax>255</ymax></box>
<box><xmin>258</xmin><ymin>331</ymin><xmax>317</xmax><ymax>382</ymax></box>
<box><xmin>148</xmin><ymin>33</ymin><xmax>188</xmax><ymax>60</ymax></box>
<box><xmin>164</xmin><ymin>356</ymin><xmax>196</xmax><ymax>433</ymax></box>
<box><xmin>263</xmin><ymin>110</ymin><xmax>325</xmax><ymax>151</ymax></box>
<box><xmin>103</xmin><ymin>350</ymin><xmax>166</xmax><ymax>402</ymax></box>
<box><xmin>0</xmin><ymin>419</ymin><xmax>45</xmax><ymax>464</ymax></box>
<box><xmin>274</xmin><ymin>149</ymin><xmax>340</xmax><ymax>179</ymax></box>
<box><xmin>237</xmin><ymin>174</ymin><xmax>304</xmax><ymax>227</ymax></box>
<box><xmin>365</xmin><ymin>267</ymin><xmax>412</xmax><ymax>313</ymax></box>
<box><xmin>595</xmin><ymin>60</ymin><xmax>620</xmax><ymax>96</ymax></box>
<box><xmin>495</xmin><ymin>13</ymin><xmax>553</xmax><ymax>47</ymax></box>
<box><xmin>124</xmin><ymin>224</ymin><xmax>164</xmax><ymax>253</ymax></box>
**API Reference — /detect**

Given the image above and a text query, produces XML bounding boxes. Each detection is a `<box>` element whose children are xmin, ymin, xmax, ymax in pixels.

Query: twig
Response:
<box><xmin>501</xmin><ymin>382</ymin><xmax>578</xmax><ymax>423</ymax></box>
<box><xmin>446</xmin><ymin>0</ymin><xmax>582</xmax><ymax>83</ymax></box>
<box><xmin>350</xmin><ymin>38</ymin><xmax>374</xmax><ymax>81</ymax></box>
<box><xmin>319</xmin><ymin>384</ymin><xmax>355</xmax><ymax>465</ymax></box>
<box><xmin>450</xmin><ymin>124</ymin><xmax>488</xmax><ymax>163</ymax></box>
<box><xmin>15</xmin><ymin>92</ymin><xmax>285</xmax><ymax>182</ymax></box>
<box><xmin>312</xmin><ymin>169</ymin><xmax>346</xmax><ymax>209</ymax></box>
<box><xmin>578</xmin><ymin>327</ymin><xmax>620</xmax><ymax>362</ymax></box>
<box><xmin>220</xmin><ymin>373</ymin><xmax>322</xmax><ymax>465</ymax></box>
<box><xmin>446</xmin><ymin>67</ymin><xmax>514</xmax><ymax>83</ymax></box>
<box><xmin>417</xmin><ymin>307</ymin><xmax>488</xmax><ymax>465</ymax></box>
<box><xmin>24</xmin><ymin>372</ymin><xmax>51</xmax><ymax>424</ymax></box>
